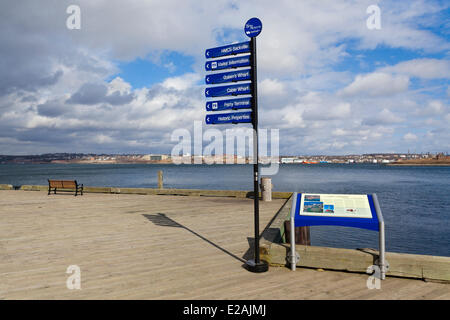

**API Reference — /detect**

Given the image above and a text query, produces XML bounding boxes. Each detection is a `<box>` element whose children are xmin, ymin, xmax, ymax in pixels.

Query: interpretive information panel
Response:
<box><xmin>299</xmin><ymin>193</ymin><xmax>373</xmax><ymax>219</ymax></box>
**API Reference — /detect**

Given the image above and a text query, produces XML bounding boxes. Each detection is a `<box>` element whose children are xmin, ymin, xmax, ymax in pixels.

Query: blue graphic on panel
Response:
<box><xmin>205</xmin><ymin>55</ymin><xmax>250</xmax><ymax>71</ymax></box>
<box><xmin>206</xmin><ymin>97</ymin><xmax>252</xmax><ymax>112</ymax></box>
<box><xmin>205</xmin><ymin>41</ymin><xmax>250</xmax><ymax>59</ymax></box>
<box><xmin>205</xmin><ymin>69</ymin><xmax>251</xmax><ymax>84</ymax></box>
<box><xmin>205</xmin><ymin>111</ymin><xmax>252</xmax><ymax>125</ymax></box>
<box><xmin>205</xmin><ymin>83</ymin><xmax>251</xmax><ymax>97</ymax></box>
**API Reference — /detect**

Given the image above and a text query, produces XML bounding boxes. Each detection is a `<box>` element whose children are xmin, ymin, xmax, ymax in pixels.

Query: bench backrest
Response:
<box><xmin>48</xmin><ymin>180</ymin><xmax>77</xmax><ymax>188</ymax></box>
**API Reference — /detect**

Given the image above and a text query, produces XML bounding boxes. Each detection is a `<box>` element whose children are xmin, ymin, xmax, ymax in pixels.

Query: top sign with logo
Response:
<box><xmin>244</xmin><ymin>17</ymin><xmax>262</xmax><ymax>38</ymax></box>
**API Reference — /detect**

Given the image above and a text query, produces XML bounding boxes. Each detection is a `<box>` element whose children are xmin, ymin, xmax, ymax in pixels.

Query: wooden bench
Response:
<box><xmin>48</xmin><ymin>179</ymin><xmax>83</xmax><ymax>196</ymax></box>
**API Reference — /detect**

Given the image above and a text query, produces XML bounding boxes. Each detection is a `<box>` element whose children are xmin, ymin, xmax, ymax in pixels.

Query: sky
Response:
<box><xmin>0</xmin><ymin>0</ymin><xmax>449</xmax><ymax>156</ymax></box>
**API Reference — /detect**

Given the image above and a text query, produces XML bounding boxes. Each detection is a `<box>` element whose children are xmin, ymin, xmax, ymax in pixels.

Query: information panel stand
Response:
<box><xmin>289</xmin><ymin>192</ymin><xmax>387</xmax><ymax>279</ymax></box>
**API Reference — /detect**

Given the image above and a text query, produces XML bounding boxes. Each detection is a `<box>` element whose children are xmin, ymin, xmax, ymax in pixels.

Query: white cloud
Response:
<box><xmin>414</xmin><ymin>100</ymin><xmax>447</xmax><ymax>117</ymax></box>
<box><xmin>403</xmin><ymin>133</ymin><xmax>418</xmax><ymax>141</ymax></box>
<box><xmin>162</xmin><ymin>73</ymin><xmax>201</xmax><ymax>91</ymax></box>
<box><xmin>107</xmin><ymin>77</ymin><xmax>132</xmax><ymax>95</ymax></box>
<box><xmin>379</xmin><ymin>58</ymin><xmax>450</xmax><ymax>79</ymax></box>
<box><xmin>260</xmin><ymin>79</ymin><xmax>286</xmax><ymax>96</ymax></box>
<box><xmin>362</xmin><ymin>108</ymin><xmax>403</xmax><ymax>126</ymax></box>
<box><xmin>339</xmin><ymin>72</ymin><xmax>410</xmax><ymax>97</ymax></box>
<box><xmin>303</xmin><ymin>102</ymin><xmax>351</xmax><ymax>120</ymax></box>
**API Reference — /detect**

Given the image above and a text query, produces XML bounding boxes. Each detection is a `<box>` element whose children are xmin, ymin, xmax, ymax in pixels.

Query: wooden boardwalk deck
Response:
<box><xmin>0</xmin><ymin>190</ymin><xmax>448</xmax><ymax>300</ymax></box>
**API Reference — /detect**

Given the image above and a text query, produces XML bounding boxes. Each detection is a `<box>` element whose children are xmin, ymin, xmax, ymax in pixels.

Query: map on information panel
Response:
<box><xmin>299</xmin><ymin>193</ymin><xmax>373</xmax><ymax>219</ymax></box>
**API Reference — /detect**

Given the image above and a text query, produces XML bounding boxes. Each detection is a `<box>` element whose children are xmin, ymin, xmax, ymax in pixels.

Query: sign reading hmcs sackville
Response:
<box><xmin>204</xmin><ymin>17</ymin><xmax>268</xmax><ymax>273</ymax></box>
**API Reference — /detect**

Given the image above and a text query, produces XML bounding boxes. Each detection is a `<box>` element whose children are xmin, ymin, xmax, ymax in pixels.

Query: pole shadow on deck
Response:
<box><xmin>142</xmin><ymin>213</ymin><xmax>247</xmax><ymax>265</ymax></box>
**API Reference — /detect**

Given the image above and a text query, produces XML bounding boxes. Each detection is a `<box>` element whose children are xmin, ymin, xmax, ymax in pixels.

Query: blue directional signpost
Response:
<box><xmin>204</xmin><ymin>18</ymin><xmax>268</xmax><ymax>273</ymax></box>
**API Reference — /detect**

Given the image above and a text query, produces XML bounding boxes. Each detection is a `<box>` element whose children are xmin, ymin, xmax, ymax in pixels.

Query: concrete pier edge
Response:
<box><xmin>2</xmin><ymin>184</ymin><xmax>293</xmax><ymax>199</ymax></box>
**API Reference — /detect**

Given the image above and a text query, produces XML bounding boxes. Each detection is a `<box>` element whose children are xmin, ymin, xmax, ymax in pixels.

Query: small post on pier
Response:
<box><xmin>158</xmin><ymin>170</ymin><xmax>163</xmax><ymax>189</ymax></box>
<box><xmin>260</xmin><ymin>177</ymin><xmax>272</xmax><ymax>202</ymax></box>
<box><xmin>284</xmin><ymin>222</ymin><xmax>311</xmax><ymax>245</ymax></box>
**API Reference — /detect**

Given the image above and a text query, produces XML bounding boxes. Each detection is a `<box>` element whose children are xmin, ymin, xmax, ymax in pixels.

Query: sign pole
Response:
<box><xmin>204</xmin><ymin>17</ymin><xmax>267</xmax><ymax>272</ymax></box>
<box><xmin>247</xmin><ymin>35</ymin><xmax>268</xmax><ymax>273</ymax></box>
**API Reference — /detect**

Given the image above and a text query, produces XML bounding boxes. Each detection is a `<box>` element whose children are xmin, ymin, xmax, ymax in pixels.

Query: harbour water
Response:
<box><xmin>1</xmin><ymin>163</ymin><xmax>449</xmax><ymax>257</ymax></box>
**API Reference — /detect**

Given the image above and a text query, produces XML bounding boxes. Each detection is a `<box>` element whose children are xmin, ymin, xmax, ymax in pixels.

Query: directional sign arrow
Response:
<box><xmin>205</xmin><ymin>41</ymin><xmax>250</xmax><ymax>59</ymax></box>
<box><xmin>205</xmin><ymin>83</ymin><xmax>251</xmax><ymax>98</ymax></box>
<box><xmin>206</xmin><ymin>97</ymin><xmax>252</xmax><ymax>112</ymax></box>
<box><xmin>205</xmin><ymin>69</ymin><xmax>251</xmax><ymax>85</ymax></box>
<box><xmin>205</xmin><ymin>111</ymin><xmax>252</xmax><ymax>125</ymax></box>
<box><xmin>205</xmin><ymin>55</ymin><xmax>250</xmax><ymax>71</ymax></box>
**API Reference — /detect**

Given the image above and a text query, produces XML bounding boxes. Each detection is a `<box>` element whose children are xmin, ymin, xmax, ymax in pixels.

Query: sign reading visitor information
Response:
<box><xmin>205</xmin><ymin>56</ymin><xmax>251</xmax><ymax>71</ymax></box>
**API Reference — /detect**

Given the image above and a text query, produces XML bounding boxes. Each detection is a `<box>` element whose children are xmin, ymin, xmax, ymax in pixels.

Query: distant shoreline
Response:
<box><xmin>387</xmin><ymin>163</ymin><xmax>450</xmax><ymax>166</ymax></box>
<box><xmin>387</xmin><ymin>157</ymin><xmax>450</xmax><ymax>166</ymax></box>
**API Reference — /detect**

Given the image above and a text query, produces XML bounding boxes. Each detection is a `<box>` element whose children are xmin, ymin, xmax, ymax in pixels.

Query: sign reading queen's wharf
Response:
<box><xmin>204</xmin><ymin>18</ymin><xmax>268</xmax><ymax>273</ymax></box>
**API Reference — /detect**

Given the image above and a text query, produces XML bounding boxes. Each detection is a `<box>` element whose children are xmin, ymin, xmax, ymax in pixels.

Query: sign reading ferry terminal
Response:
<box><xmin>206</xmin><ymin>97</ymin><xmax>252</xmax><ymax>112</ymax></box>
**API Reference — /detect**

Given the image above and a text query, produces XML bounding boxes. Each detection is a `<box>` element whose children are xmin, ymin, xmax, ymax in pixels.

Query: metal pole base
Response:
<box><xmin>246</xmin><ymin>259</ymin><xmax>269</xmax><ymax>273</ymax></box>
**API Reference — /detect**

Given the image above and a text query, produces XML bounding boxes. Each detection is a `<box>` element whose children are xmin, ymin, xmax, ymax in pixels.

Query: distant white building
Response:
<box><xmin>142</xmin><ymin>154</ymin><xmax>169</xmax><ymax>161</ymax></box>
<box><xmin>281</xmin><ymin>157</ymin><xmax>295</xmax><ymax>164</ymax></box>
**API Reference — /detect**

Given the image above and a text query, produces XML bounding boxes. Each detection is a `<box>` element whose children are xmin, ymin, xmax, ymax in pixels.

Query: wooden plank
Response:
<box><xmin>0</xmin><ymin>190</ymin><xmax>448</xmax><ymax>300</ymax></box>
